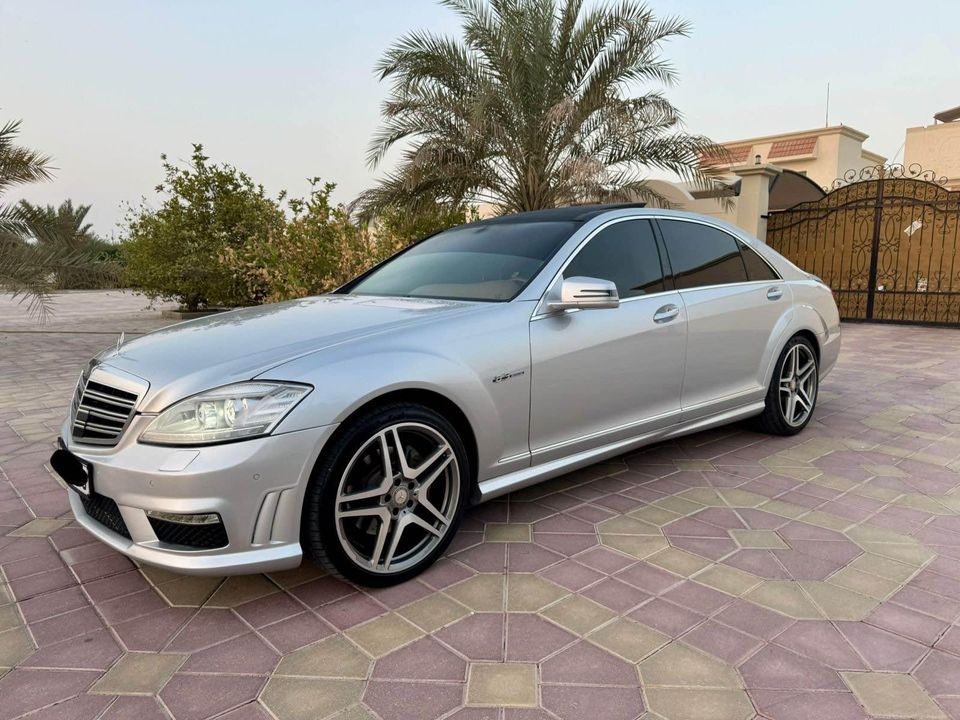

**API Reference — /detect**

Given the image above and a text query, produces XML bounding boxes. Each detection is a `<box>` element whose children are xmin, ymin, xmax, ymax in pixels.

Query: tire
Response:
<box><xmin>756</xmin><ymin>335</ymin><xmax>819</xmax><ymax>436</ymax></box>
<box><xmin>302</xmin><ymin>402</ymin><xmax>470</xmax><ymax>587</ymax></box>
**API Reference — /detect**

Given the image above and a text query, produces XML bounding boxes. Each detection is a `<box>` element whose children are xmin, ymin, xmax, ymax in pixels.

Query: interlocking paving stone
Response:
<box><xmin>842</xmin><ymin>671</ymin><xmax>946</xmax><ymax>719</ymax></box>
<box><xmin>90</xmin><ymin>652</ymin><xmax>187</xmax><ymax>695</ymax></box>
<box><xmin>3</xmin><ymin>311</ymin><xmax>960</xmax><ymax>718</ymax></box>
<box><xmin>466</xmin><ymin>662</ymin><xmax>538</xmax><ymax>707</ymax></box>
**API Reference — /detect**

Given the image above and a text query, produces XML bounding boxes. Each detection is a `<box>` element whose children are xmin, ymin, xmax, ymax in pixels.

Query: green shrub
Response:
<box><xmin>119</xmin><ymin>145</ymin><xmax>285</xmax><ymax>310</ymax></box>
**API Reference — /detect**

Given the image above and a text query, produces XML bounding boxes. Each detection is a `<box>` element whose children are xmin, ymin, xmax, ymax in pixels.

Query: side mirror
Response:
<box><xmin>546</xmin><ymin>276</ymin><xmax>620</xmax><ymax>312</ymax></box>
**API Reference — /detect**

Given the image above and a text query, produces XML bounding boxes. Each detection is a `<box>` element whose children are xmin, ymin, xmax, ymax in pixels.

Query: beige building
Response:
<box><xmin>701</xmin><ymin>124</ymin><xmax>886</xmax><ymax>190</ymax></box>
<box><xmin>904</xmin><ymin>106</ymin><xmax>960</xmax><ymax>190</ymax></box>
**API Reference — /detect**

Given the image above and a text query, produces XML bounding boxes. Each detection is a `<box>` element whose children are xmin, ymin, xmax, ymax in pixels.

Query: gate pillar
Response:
<box><xmin>733</xmin><ymin>163</ymin><xmax>783</xmax><ymax>242</ymax></box>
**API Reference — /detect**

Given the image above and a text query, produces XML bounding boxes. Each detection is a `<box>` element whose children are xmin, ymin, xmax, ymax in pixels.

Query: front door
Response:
<box><xmin>529</xmin><ymin>219</ymin><xmax>686</xmax><ymax>463</ymax></box>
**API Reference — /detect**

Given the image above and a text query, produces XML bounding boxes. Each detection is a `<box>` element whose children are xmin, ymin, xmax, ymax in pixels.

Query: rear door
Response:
<box><xmin>657</xmin><ymin>219</ymin><xmax>788</xmax><ymax>419</ymax></box>
<box><xmin>529</xmin><ymin>218</ymin><xmax>686</xmax><ymax>462</ymax></box>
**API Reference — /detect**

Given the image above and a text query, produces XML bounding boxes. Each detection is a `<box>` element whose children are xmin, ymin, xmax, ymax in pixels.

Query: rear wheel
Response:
<box><xmin>756</xmin><ymin>335</ymin><xmax>819</xmax><ymax>436</ymax></box>
<box><xmin>302</xmin><ymin>402</ymin><xmax>469</xmax><ymax>586</ymax></box>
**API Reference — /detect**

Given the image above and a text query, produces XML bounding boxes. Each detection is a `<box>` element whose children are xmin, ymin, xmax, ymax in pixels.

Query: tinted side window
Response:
<box><xmin>740</xmin><ymin>241</ymin><xmax>779</xmax><ymax>281</ymax></box>
<box><xmin>564</xmin><ymin>220</ymin><xmax>664</xmax><ymax>299</ymax></box>
<box><xmin>659</xmin><ymin>220</ymin><xmax>748</xmax><ymax>290</ymax></box>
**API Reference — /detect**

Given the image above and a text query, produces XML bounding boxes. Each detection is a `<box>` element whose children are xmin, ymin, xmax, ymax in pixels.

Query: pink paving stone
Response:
<box><xmin>593</xmin><ymin>493</ymin><xmax>643</xmax><ymax>514</ymax></box>
<box><xmin>737</xmin><ymin>508</ymin><xmax>790</xmax><ymax>530</ymax></box>
<box><xmin>215</xmin><ymin>703</ymin><xmax>273</xmax><ymax>720</ymax></box>
<box><xmin>542</xmin><ymin>640</ymin><xmax>637</xmax><ymax>685</ymax></box>
<box><xmin>506</xmin><ymin>613</ymin><xmax>577</xmax><ymax>662</ymax></box>
<box><xmin>693</xmin><ymin>507</ymin><xmax>747</xmax><ymax>530</ymax></box>
<box><xmin>10</xmin><ymin>566</ymin><xmax>78</xmax><ymax>600</ymax></box>
<box><xmin>30</xmin><ymin>605</ymin><xmax>104</xmax><ymax>647</ymax></box>
<box><xmin>715</xmin><ymin>600</ymin><xmax>795</xmax><ymax>640</ymax></box>
<box><xmin>928</xmin><ymin>555</ymin><xmax>960</xmax><ymax>581</ymax></box>
<box><xmin>533</xmin><ymin>532</ymin><xmax>598</xmax><ymax>556</ymax></box>
<box><xmin>581</xmin><ymin>577</ymin><xmax>650</xmax><ymax>614</ymax></box>
<box><xmin>363</xmin><ymin>680</ymin><xmax>463</xmax><ymax>720</ymax></box>
<box><xmin>866</xmin><ymin>601</ymin><xmax>951</xmax><ymax>645</ymax></box>
<box><xmin>363</xmin><ymin>579</ymin><xmax>434</xmax><ymax>609</ymax></box>
<box><xmin>661</xmin><ymin>580</ymin><xmax>735</xmax><ymax>615</ymax></box>
<box><xmin>574</xmin><ymin>546</ymin><xmax>635</xmax><ymax>574</ymax></box>
<box><xmin>614</xmin><ymin>562</ymin><xmax>680</xmax><ymax>595</ymax></box>
<box><xmin>628</xmin><ymin>598</ymin><xmax>704</xmax><ymax>637</ymax></box>
<box><xmin>748</xmin><ymin>689</ymin><xmax>870</xmax><ymax>720</ymax></box>
<box><xmin>683</xmin><ymin>620</ymin><xmax>762</xmax><ymax>665</ymax></box>
<box><xmin>166</xmin><ymin>608</ymin><xmax>248</xmax><ymax>652</ymax></box>
<box><xmin>111</xmin><ymin>606</ymin><xmax>193</xmax><ymax>652</ymax></box>
<box><xmin>3</xmin><ymin>549</ymin><xmax>65</xmax><ymax>579</ymax></box>
<box><xmin>289</xmin><ymin>575</ymin><xmax>356</xmax><ymax>607</ymax></box>
<box><xmin>503</xmin><ymin>710</ymin><xmax>555</xmax><ymax>720</ymax></box>
<box><xmin>777</xmin><ymin>522</ymin><xmax>846</xmax><ymax>542</ymax></box>
<box><xmin>447</xmin><ymin>530</ymin><xmax>484</xmax><ymax>554</ymax></box>
<box><xmin>435</xmin><ymin>612</ymin><xmax>504</xmax><ymax>661</ymax></box>
<box><xmin>17</xmin><ymin>693</ymin><xmax>113</xmax><ymax>720</ymax></box>
<box><xmin>913</xmin><ymin>569</ymin><xmax>960</xmax><ymax>598</ymax></box>
<box><xmin>668</xmin><ymin>535</ymin><xmax>738</xmax><ymax>561</ymax></box>
<box><xmin>451</xmin><ymin>542</ymin><xmax>506</xmax><ymax>572</ymax></box>
<box><xmin>835</xmin><ymin>621</ymin><xmax>928</xmax><ymax>672</ymax></box>
<box><xmin>0</xmin><ymin>668</ymin><xmax>100</xmax><ymax>720</ymax></box>
<box><xmin>915</xmin><ymin>649</ymin><xmax>960</xmax><ymax>695</ymax></box>
<box><xmin>566</xmin><ymin>504</ymin><xmax>616</xmax><ymax>523</ymax></box>
<box><xmin>890</xmin><ymin>585</ymin><xmax>960</xmax><ymax>623</ymax></box>
<box><xmin>21</xmin><ymin>628</ymin><xmax>122</xmax><ymax>670</ymax></box>
<box><xmin>373</xmin><ymin>636</ymin><xmax>467</xmax><ymax>681</ymax></box>
<box><xmin>532</xmin><ymin>513</ymin><xmax>596</xmax><ymax>533</ymax></box>
<box><xmin>258</xmin><ymin>612</ymin><xmax>333</xmax><ymax>653</ymax></box>
<box><xmin>784</xmin><ymin>539</ymin><xmax>862</xmax><ymax>565</ymax></box>
<box><xmin>540</xmin><ymin>559</ymin><xmax>605</xmax><ymax>591</ymax></box>
<box><xmin>316</xmin><ymin>590</ymin><xmax>388</xmax><ymax>630</ymax></box>
<box><xmin>82</xmin><ymin>569</ymin><xmax>150</xmax><ymax>602</ymax></box>
<box><xmin>738</xmin><ymin>645</ymin><xmax>846</xmax><ymax>690</ymax></box>
<box><xmin>59</xmin><ymin>539</ymin><xmax>117</xmax><ymax>565</ymax></box>
<box><xmin>771</xmin><ymin>548</ymin><xmax>846</xmax><ymax>581</ymax></box>
<box><xmin>160</xmin><ymin>673</ymin><xmax>266</xmax><ymax>720</ymax></box>
<box><xmin>935</xmin><ymin>625</ymin><xmax>960</xmax><ymax>655</ymax></box>
<box><xmin>69</xmin><ymin>553</ymin><xmax>134</xmax><ymax>583</ymax></box>
<box><xmin>97</xmin><ymin>588</ymin><xmax>169</xmax><ymax>625</ymax></box>
<box><xmin>419</xmin><ymin>558</ymin><xmax>475</xmax><ymax>589</ymax></box>
<box><xmin>180</xmin><ymin>633</ymin><xmax>280</xmax><ymax>674</ymax></box>
<box><xmin>18</xmin><ymin>585</ymin><xmax>87</xmax><ymax>623</ymax></box>
<box><xmin>664</xmin><ymin>517</ymin><xmax>730</xmax><ymax>538</ymax></box>
<box><xmin>724</xmin><ymin>549</ymin><xmax>791</xmax><ymax>579</ymax></box>
<box><xmin>509</xmin><ymin>501</ymin><xmax>559</xmax><ymax>523</ymax></box>
<box><xmin>772</xmin><ymin>621</ymin><xmax>867</xmax><ymax>670</ymax></box>
<box><xmin>536</xmin><ymin>492</ymin><xmax>585</xmax><ymax>512</ymax></box>
<box><xmin>506</xmin><ymin>543</ymin><xmax>563</xmax><ymax>572</ymax></box>
<box><xmin>541</xmin><ymin>684</ymin><xmax>644</xmax><ymax>720</ymax></box>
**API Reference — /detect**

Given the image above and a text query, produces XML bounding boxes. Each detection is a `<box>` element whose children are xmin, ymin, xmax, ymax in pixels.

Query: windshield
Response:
<box><xmin>346</xmin><ymin>220</ymin><xmax>578</xmax><ymax>302</ymax></box>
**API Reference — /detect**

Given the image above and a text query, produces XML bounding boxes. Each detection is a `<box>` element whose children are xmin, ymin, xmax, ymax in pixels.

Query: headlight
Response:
<box><xmin>139</xmin><ymin>382</ymin><xmax>311</xmax><ymax>446</ymax></box>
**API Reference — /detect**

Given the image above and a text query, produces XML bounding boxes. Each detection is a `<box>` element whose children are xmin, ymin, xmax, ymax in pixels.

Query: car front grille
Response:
<box><xmin>148</xmin><ymin>516</ymin><xmax>229</xmax><ymax>549</ymax></box>
<box><xmin>78</xmin><ymin>492</ymin><xmax>131</xmax><ymax>539</ymax></box>
<box><xmin>72</xmin><ymin>377</ymin><xmax>139</xmax><ymax>446</ymax></box>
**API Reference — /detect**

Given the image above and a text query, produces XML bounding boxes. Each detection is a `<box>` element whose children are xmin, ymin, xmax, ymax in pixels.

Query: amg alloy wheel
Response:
<box><xmin>756</xmin><ymin>335</ymin><xmax>819</xmax><ymax>436</ymax></box>
<box><xmin>303</xmin><ymin>403</ymin><xmax>469</xmax><ymax>586</ymax></box>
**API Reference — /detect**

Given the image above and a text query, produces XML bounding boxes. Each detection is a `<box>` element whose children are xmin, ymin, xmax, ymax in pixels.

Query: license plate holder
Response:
<box><xmin>51</xmin><ymin>444</ymin><xmax>93</xmax><ymax>496</ymax></box>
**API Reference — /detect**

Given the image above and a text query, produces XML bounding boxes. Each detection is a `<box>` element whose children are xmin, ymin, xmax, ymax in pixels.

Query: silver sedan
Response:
<box><xmin>51</xmin><ymin>205</ymin><xmax>840</xmax><ymax>585</ymax></box>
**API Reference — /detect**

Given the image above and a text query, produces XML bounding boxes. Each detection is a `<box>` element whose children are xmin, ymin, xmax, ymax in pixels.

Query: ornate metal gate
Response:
<box><xmin>767</xmin><ymin>164</ymin><xmax>960</xmax><ymax>326</ymax></box>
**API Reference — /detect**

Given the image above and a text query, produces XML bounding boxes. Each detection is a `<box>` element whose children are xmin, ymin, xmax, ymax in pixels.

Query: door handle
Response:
<box><xmin>767</xmin><ymin>287</ymin><xmax>784</xmax><ymax>301</ymax></box>
<box><xmin>653</xmin><ymin>304</ymin><xmax>680</xmax><ymax>323</ymax></box>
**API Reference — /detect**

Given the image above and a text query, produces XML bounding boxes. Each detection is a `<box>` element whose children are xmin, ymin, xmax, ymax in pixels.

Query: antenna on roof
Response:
<box><xmin>825</xmin><ymin>82</ymin><xmax>830</xmax><ymax>127</ymax></box>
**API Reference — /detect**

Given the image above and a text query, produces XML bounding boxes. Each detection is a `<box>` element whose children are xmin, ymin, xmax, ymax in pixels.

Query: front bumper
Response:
<box><xmin>56</xmin><ymin>416</ymin><xmax>336</xmax><ymax>575</ymax></box>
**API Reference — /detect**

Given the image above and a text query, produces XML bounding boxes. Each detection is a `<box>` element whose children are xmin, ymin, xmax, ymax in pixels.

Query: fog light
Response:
<box><xmin>145</xmin><ymin>510</ymin><xmax>221</xmax><ymax>525</ymax></box>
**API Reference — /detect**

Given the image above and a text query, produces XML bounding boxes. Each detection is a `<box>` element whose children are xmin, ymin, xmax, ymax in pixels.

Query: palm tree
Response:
<box><xmin>358</xmin><ymin>0</ymin><xmax>724</xmax><ymax>216</ymax></box>
<box><xmin>0</xmin><ymin>119</ymin><xmax>103</xmax><ymax>319</ymax></box>
<box><xmin>18</xmin><ymin>199</ymin><xmax>97</xmax><ymax>250</ymax></box>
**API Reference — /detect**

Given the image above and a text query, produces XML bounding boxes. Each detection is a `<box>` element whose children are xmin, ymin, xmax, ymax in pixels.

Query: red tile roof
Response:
<box><xmin>768</xmin><ymin>136</ymin><xmax>817</xmax><ymax>158</ymax></box>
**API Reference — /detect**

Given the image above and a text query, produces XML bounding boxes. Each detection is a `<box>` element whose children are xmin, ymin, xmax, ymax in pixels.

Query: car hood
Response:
<box><xmin>96</xmin><ymin>294</ymin><xmax>481</xmax><ymax>412</ymax></box>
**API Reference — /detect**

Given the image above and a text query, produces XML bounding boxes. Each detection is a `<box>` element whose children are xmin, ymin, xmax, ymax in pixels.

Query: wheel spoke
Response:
<box><xmin>418</xmin><ymin>495</ymin><xmax>451</xmax><ymax>526</ymax></box>
<box><xmin>408</xmin><ymin>442</ymin><xmax>451</xmax><ymax>481</ymax></box>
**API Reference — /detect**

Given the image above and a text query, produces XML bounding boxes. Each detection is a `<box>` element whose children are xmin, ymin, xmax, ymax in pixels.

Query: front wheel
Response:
<box><xmin>756</xmin><ymin>336</ymin><xmax>819</xmax><ymax>436</ymax></box>
<box><xmin>302</xmin><ymin>402</ymin><xmax>470</xmax><ymax>586</ymax></box>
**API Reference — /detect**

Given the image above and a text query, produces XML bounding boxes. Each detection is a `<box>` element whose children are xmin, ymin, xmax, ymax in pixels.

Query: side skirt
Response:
<box><xmin>476</xmin><ymin>401</ymin><xmax>765</xmax><ymax>502</ymax></box>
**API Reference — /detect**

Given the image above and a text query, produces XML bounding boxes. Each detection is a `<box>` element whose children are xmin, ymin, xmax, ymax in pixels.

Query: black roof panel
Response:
<box><xmin>473</xmin><ymin>202</ymin><xmax>647</xmax><ymax>225</ymax></box>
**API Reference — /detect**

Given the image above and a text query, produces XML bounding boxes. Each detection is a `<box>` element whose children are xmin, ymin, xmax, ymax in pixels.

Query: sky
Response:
<box><xmin>2</xmin><ymin>0</ymin><xmax>957</xmax><ymax>236</ymax></box>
